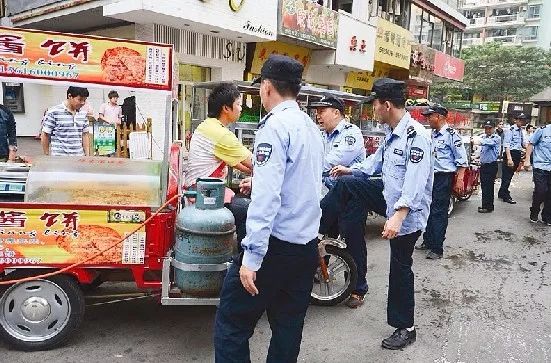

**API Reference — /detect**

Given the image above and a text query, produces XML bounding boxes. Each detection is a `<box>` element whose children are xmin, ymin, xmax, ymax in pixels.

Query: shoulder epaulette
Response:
<box><xmin>446</xmin><ymin>127</ymin><xmax>456</xmax><ymax>135</ymax></box>
<box><xmin>257</xmin><ymin>113</ymin><xmax>274</xmax><ymax>129</ymax></box>
<box><xmin>343</xmin><ymin>124</ymin><xmax>352</xmax><ymax>129</ymax></box>
<box><xmin>406</xmin><ymin>125</ymin><xmax>416</xmax><ymax>138</ymax></box>
<box><xmin>541</xmin><ymin>125</ymin><xmax>547</xmax><ymax>129</ymax></box>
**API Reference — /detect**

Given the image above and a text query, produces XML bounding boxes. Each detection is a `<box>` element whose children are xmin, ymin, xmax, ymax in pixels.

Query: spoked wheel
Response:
<box><xmin>448</xmin><ymin>196</ymin><xmax>455</xmax><ymax>216</ymax></box>
<box><xmin>311</xmin><ymin>245</ymin><xmax>357</xmax><ymax>306</ymax></box>
<box><xmin>456</xmin><ymin>190</ymin><xmax>473</xmax><ymax>201</ymax></box>
<box><xmin>0</xmin><ymin>275</ymin><xmax>85</xmax><ymax>351</ymax></box>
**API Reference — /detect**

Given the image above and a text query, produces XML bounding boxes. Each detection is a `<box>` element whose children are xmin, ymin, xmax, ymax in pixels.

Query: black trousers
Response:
<box><xmin>499</xmin><ymin>150</ymin><xmax>522</xmax><ymax>200</ymax></box>
<box><xmin>423</xmin><ymin>173</ymin><xmax>454</xmax><ymax>255</ymax></box>
<box><xmin>388</xmin><ymin>230</ymin><xmax>421</xmax><ymax>329</ymax></box>
<box><xmin>319</xmin><ymin>176</ymin><xmax>386</xmax><ymax>295</ymax></box>
<box><xmin>480</xmin><ymin>162</ymin><xmax>498</xmax><ymax>210</ymax></box>
<box><xmin>214</xmin><ymin>236</ymin><xmax>318</xmax><ymax>363</ymax></box>
<box><xmin>531</xmin><ymin>168</ymin><xmax>551</xmax><ymax>223</ymax></box>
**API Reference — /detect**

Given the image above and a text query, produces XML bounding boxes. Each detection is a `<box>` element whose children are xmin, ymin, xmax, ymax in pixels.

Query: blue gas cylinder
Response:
<box><xmin>174</xmin><ymin>178</ymin><xmax>235</xmax><ymax>296</ymax></box>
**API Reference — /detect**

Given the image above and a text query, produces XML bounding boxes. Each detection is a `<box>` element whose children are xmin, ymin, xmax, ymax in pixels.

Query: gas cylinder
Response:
<box><xmin>174</xmin><ymin>178</ymin><xmax>235</xmax><ymax>297</ymax></box>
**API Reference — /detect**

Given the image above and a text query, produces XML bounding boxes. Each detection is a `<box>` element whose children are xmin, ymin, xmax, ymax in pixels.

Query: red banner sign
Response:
<box><xmin>434</xmin><ymin>52</ymin><xmax>464</xmax><ymax>81</ymax></box>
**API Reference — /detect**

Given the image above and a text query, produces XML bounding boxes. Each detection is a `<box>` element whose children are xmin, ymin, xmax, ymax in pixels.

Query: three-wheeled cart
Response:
<box><xmin>0</xmin><ymin>26</ymin><xmax>231</xmax><ymax>351</ymax></box>
<box><xmin>406</xmin><ymin>104</ymin><xmax>480</xmax><ymax>215</ymax></box>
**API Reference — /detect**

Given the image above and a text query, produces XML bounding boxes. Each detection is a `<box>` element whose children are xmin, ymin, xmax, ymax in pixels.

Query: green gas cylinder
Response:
<box><xmin>174</xmin><ymin>178</ymin><xmax>235</xmax><ymax>296</ymax></box>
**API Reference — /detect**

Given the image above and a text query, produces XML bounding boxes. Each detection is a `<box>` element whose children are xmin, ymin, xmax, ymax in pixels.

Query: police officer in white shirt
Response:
<box><xmin>214</xmin><ymin>55</ymin><xmax>324</xmax><ymax>363</ymax></box>
<box><xmin>308</xmin><ymin>95</ymin><xmax>365</xmax><ymax>189</ymax></box>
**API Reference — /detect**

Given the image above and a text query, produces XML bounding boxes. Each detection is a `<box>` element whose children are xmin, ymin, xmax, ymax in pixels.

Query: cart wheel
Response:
<box><xmin>456</xmin><ymin>190</ymin><xmax>473</xmax><ymax>202</ymax></box>
<box><xmin>448</xmin><ymin>196</ymin><xmax>455</xmax><ymax>216</ymax></box>
<box><xmin>0</xmin><ymin>275</ymin><xmax>85</xmax><ymax>351</ymax></box>
<box><xmin>311</xmin><ymin>245</ymin><xmax>357</xmax><ymax>306</ymax></box>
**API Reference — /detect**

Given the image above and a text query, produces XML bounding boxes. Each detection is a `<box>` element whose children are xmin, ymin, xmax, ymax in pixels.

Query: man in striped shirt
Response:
<box><xmin>41</xmin><ymin>86</ymin><xmax>91</xmax><ymax>156</ymax></box>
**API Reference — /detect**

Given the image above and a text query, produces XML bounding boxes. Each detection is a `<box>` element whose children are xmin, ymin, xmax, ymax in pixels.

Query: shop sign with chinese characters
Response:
<box><xmin>0</xmin><ymin>208</ymin><xmax>147</xmax><ymax>265</ymax></box>
<box><xmin>345</xmin><ymin>64</ymin><xmax>391</xmax><ymax>90</ymax></box>
<box><xmin>434</xmin><ymin>51</ymin><xmax>465</xmax><ymax>81</ymax></box>
<box><xmin>374</xmin><ymin>17</ymin><xmax>412</xmax><ymax>69</ymax></box>
<box><xmin>280</xmin><ymin>0</ymin><xmax>339</xmax><ymax>48</ymax></box>
<box><xmin>250</xmin><ymin>41</ymin><xmax>312</xmax><ymax>75</ymax></box>
<box><xmin>334</xmin><ymin>13</ymin><xmax>375</xmax><ymax>71</ymax></box>
<box><xmin>0</xmin><ymin>26</ymin><xmax>173</xmax><ymax>92</ymax></box>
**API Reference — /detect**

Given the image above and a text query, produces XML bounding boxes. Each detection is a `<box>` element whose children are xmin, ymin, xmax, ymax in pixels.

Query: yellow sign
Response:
<box><xmin>345</xmin><ymin>63</ymin><xmax>391</xmax><ymax>90</ymax></box>
<box><xmin>0</xmin><ymin>26</ymin><xmax>173</xmax><ymax>92</ymax></box>
<box><xmin>0</xmin><ymin>208</ymin><xmax>147</xmax><ymax>265</ymax></box>
<box><xmin>374</xmin><ymin>18</ymin><xmax>412</xmax><ymax>69</ymax></box>
<box><xmin>250</xmin><ymin>41</ymin><xmax>311</xmax><ymax>75</ymax></box>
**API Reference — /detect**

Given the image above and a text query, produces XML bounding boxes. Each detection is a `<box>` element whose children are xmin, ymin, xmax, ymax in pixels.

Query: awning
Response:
<box><xmin>530</xmin><ymin>87</ymin><xmax>551</xmax><ymax>103</ymax></box>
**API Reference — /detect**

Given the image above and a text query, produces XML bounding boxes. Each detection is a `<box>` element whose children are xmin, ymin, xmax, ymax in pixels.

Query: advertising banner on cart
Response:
<box><xmin>0</xmin><ymin>26</ymin><xmax>173</xmax><ymax>92</ymax></box>
<box><xmin>280</xmin><ymin>0</ymin><xmax>339</xmax><ymax>48</ymax></box>
<box><xmin>0</xmin><ymin>208</ymin><xmax>147</xmax><ymax>265</ymax></box>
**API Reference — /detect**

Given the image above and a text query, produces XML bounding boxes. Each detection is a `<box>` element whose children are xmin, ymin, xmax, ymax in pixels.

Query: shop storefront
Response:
<box><xmin>103</xmin><ymin>0</ymin><xmax>279</xmax><ymax>141</ymax></box>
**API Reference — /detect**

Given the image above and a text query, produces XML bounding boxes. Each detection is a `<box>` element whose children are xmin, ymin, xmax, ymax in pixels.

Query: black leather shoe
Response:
<box><xmin>382</xmin><ymin>328</ymin><xmax>416</xmax><ymax>350</ymax></box>
<box><xmin>502</xmin><ymin>198</ymin><xmax>517</xmax><ymax>204</ymax></box>
<box><xmin>478</xmin><ymin>207</ymin><xmax>493</xmax><ymax>213</ymax></box>
<box><xmin>426</xmin><ymin>251</ymin><xmax>443</xmax><ymax>259</ymax></box>
<box><xmin>415</xmin><ymin>242</ymin><xmax>428</xmax><ymax>250</ymax></box>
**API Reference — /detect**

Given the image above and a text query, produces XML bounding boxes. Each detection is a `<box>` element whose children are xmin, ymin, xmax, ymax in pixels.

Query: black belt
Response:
<box><xmin>434</xmin><ymin>171</ymin><xmax>454</xmax><ymax>176</ymax></box>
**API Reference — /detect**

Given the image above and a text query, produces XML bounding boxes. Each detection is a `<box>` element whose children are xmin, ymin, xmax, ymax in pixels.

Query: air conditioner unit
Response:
<box><xmin>520</xmin><ymin>6</ymin><xmax>527</xmax><ymax>11</ymax></box>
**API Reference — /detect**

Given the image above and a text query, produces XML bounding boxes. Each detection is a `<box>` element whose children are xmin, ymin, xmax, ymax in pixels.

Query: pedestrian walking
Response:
<box><xmin>213</xmin><ymin>55</ymin><xmax>324</xmax><ymax>363</ymax></box>
<box><xmin>416</xmin><ymin>105</ymin><xmax>468</xmax><ymax>259</ymax></box>
<box><xmin>524</xmin><ymin>122</ymin><xmax>551</xmax><ymax>225</ymax></box>
<box><xmin>308</xmin><ymin>95</ymin><xmax>365</xmax><ymax>190</ymax></box>
<box><xmin>478</xmin><ymin>121</ymin><xmax>501</xmax><ymax>213</ymax></box>
<box><xmin>498</xmin><ymin>113</ymin><xmax>528</xmax><ymax>204</ymax></box>
<box><xmin>331</xmin><ymin>78</ymin><xmax>433</xmax><ymax>349</ymax></box>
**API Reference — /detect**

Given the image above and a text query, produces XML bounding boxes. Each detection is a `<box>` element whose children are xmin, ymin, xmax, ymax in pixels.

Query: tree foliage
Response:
<box><xmin>430</xmin><ymin>43</ymin><xmax>551</xmax><ymax>102</ymax></box>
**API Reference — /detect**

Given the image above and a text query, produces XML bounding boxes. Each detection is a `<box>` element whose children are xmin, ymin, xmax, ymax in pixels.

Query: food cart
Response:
<box><xmin>407</xmin><ymin>104</ymin><xmax>480</xmax><ymax>215</ymax></box>
<box><xmin>0</xmin><ymin>26</ymin><xmax>232</xmax><ymax>351</ymax></box>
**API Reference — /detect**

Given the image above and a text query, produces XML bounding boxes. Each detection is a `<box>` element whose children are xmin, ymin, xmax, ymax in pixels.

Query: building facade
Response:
<box><xmin>459</xmin><ymin>0</ymin><xmax>550</xmax><ymax>49</ymax></box>
<box><xmin>0</xmin><ymin>0</ymin><xmax>467</xmax><ymax>145</ymax></box>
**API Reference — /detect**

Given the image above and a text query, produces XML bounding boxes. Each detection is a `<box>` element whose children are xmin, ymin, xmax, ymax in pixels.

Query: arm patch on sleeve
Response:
<box><xmin>409</xmin><ymin>147</ymin><xmax>424</xmax><ymax>163</ymax></box>
<box><xmin>255</xmin><ymin>143</ymin><xmax>272</xmax><ymax>166</ymax></box>
<box><xmin>344</xmin><ymin>135</ymin><xmax>356</xmax><ymax>145</ymax></box>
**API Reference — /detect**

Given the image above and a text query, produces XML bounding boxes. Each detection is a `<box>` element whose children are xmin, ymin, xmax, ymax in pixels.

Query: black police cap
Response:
<box><xmin>421</xmin><ymin>104</ymin><xmax>448</xmax><ymax>117</ymax></box>
<box><xmin>307</xmin><ymin>95</ymin><xmax>345</xmax><ymax>113</ymax></box>
<box><xmin>483</xmin><ymin>120</ymin><xmax>495</xmax><ymax>128</ymax></box>
<box><xmin>365</xmin><ymin>78</ymin><xmax>405</xmax><ymax>103</ymax></box>
<box><xmin>514</xmin><ymin>113</ymin><xmax>528</xmax><ymax>120</ymax></box>
<box><xmin>251</xmin><ymin>55</ymin><xmax>303</xmax><ymax>85</ymax></box>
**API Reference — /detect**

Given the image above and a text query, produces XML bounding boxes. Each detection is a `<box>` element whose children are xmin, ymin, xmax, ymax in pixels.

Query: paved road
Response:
<box><xmin>1</xmin><ymin>172</ymin><xmax>550</xmax><ymax>362</ymax></box>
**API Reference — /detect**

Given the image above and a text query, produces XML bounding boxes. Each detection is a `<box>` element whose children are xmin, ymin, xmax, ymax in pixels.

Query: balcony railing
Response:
<box><xmin>486</xmin><ymin>13</ymin><xmax>524</xmax><ymax>24</ymax></box>
<box><xmin>462</xmin><ymin>38</ymin><xmax>483</xmax><ymax>46</ymax></box>
<box><xmin>462</xmin><ymin>0</ymin><xmax>527</xmax><ymax>9</ymax></box>
<box><xmin>486</xmin><ymin>34</ymin><xmax>523</xmax><ymax>44</ymax></box>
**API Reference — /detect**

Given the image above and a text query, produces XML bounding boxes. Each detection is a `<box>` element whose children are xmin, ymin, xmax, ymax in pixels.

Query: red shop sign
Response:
<box><xmin>434</xmin><ymin>52</ymin><xmax>464</xmax><ymax>81</ymax></box>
